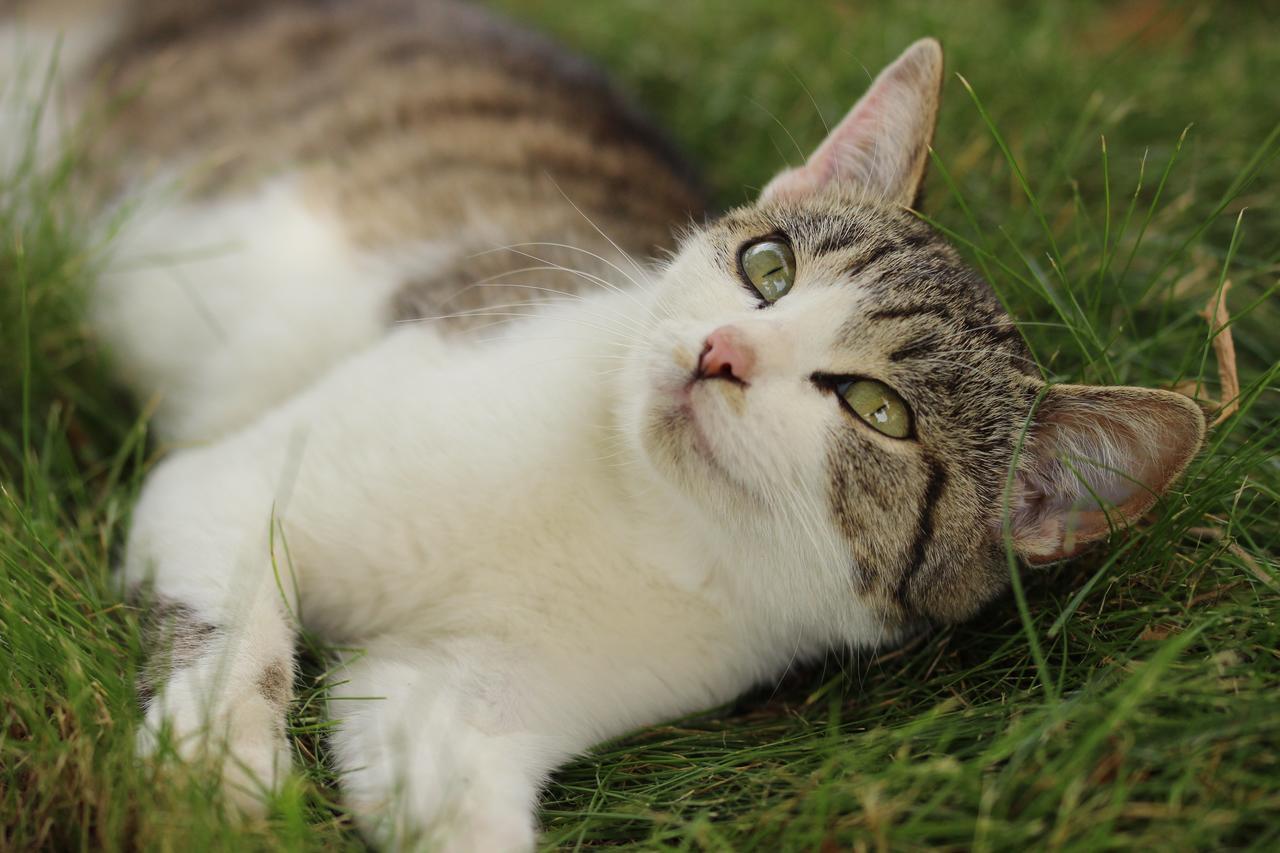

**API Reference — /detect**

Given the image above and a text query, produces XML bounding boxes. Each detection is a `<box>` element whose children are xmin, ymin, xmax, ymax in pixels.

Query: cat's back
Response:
<box><xmin>10</xmin><ymin>0</ymin><xmax>709</xmax><ymax>441</ymax></box>
<box><xmin>92</xmin><ymin>0</ymin><xmax>705</xmax><ymax>253</ymax></box>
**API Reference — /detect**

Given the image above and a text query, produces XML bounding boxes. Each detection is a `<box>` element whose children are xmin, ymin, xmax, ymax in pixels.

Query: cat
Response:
<box><xmin>2</xmin><ymin>2</ymin><xmax>1205</xmax><ymax>850</ymax></box>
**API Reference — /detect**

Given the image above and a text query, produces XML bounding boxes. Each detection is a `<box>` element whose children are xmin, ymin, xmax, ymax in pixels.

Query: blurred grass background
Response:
<box><xmin>2</xmin><ymin>0</ymin><xmax>1278</xmax><ymax>849</ymax></box>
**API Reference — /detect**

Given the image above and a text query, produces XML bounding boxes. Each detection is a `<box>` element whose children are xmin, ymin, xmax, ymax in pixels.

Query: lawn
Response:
<box><xmin>2</xmin><ymin>0</ymin><xmax>1278</xmax><ymax>849</ymax></box>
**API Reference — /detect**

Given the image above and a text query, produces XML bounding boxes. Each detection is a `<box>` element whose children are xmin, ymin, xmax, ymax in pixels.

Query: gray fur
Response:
<box><xmin>133</xmin><ymin>593</ymin><xmax>221</xmax><ymax>707</ymax></box>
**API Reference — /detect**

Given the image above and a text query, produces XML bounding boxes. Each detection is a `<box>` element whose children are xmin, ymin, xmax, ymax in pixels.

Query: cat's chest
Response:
<box><xmin>293</xmin><ymin>472</ymin><xmax>716</xmax><ymax>647</ymax></box>
<box><xmin>266</xmin><ymin>326</ymin><xmax>716</xmax><ymax>643</ymax></box>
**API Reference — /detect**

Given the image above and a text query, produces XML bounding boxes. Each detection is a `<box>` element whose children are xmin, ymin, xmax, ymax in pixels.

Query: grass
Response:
<box><xmin>2</xmin><ymin>0</ymin><xmax>1278</xmax><ymax>849</ymax></box>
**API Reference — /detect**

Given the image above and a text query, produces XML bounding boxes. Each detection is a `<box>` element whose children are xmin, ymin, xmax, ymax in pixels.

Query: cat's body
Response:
<box><xmin>6</xmin><ymin>0</ymin><xmax>703</xmax><ymax>441</ymax></box>
<box><xmin>3</xmin><ymin>2</ymin><xmax>1205</xmax><ymax>850</ymax></box>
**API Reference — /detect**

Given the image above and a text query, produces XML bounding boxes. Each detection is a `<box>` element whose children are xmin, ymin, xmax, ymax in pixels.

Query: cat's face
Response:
<box><xmin>628</xmin><ymin>199</ymin><xmax>1029</xmax><ymax>632</ymax></box>
<box><xmin>621</xmin><ymin>40</ymin><xmax>1204</xmax><ymax>642</ymax></box>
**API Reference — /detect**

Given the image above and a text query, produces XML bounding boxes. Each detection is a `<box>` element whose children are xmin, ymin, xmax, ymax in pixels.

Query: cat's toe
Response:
<box><xmin>136</xmin><ymin>678</ymin><xmax>291</xmax><ymax>817</ymax></box>
<box><xmin>216</xmin><ymin>723</ymin><xmax>292</xmax><ymax>818</ymax></box>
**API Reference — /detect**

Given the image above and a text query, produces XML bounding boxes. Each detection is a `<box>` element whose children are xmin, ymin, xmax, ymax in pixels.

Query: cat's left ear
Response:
<box><xmin>1004</xmin><ymin>384</ymin><xmax>1206</xmax><ymax>563</ymax></box>
<box><xmin>761</xmin><ymin>38</ymin><xmax>944</xmax><ymax>209</ymax></box>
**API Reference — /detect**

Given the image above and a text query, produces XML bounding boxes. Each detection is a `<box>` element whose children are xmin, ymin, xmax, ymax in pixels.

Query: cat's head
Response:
<box><xmin>623</xmin><ymin>39</ymin><xmax>1204</xmax><ymax>641</ymax></box>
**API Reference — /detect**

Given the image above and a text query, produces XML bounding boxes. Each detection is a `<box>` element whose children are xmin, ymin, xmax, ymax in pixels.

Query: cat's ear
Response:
<box><xmin>1004</xmin><ymin>384</ymin><xmax>1205</xmax><ymax>563</ymax></box>
<box><xmin>761</xmin><ymin>38</ymin><xmax>944</xmax><ymax>209</ymax></box>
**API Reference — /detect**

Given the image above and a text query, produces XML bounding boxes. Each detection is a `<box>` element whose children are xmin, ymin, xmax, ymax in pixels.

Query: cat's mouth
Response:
<box><xmin>681</xmin><ymin>359</ymin><xmax>749</xmax><ymax>412</ymax></box>
<box><xmin>676</xmin><ymin>384</ymin><xmax>718</xmax><ymax>464</ymax></box>
<box><xmin>671</xmin><ymin>375</ymin><xmax>747</xmax><ymax>473</ymax></box>
<box><xmin>638</xmin><ymin>340</ymin><xmax>756</xmax><ymax>494</ymax></box>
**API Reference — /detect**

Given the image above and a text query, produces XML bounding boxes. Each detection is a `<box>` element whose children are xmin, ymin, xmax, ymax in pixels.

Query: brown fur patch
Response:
<box><xmin>256</xmin><ymin>660</ymin><xmax>292</xmax><ymax>712</ymax></box>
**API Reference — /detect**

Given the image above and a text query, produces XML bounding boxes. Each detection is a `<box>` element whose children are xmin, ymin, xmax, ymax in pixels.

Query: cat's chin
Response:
<box><xmin>633</xmin><ymin>372</ymin><xmax>758</xmax><ymax>509</ymax></box>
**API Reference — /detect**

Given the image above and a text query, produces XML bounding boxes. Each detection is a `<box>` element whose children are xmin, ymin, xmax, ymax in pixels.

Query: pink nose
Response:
<box><xmin>697</xmin><ymin>325</ymin><xmax>756</xmax><ymax>383</ymax></box>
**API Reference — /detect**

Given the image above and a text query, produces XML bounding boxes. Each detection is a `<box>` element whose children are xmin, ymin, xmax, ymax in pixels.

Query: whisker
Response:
<box><xmin>395</xmin><ymin>298</ymin><xmax>576</xmax><ymax>325</ymax></box>
<box><xmin>462</xmin><ymin>279</ymin><xmax>651</xmax><ymax>337</ymax></box>
<box><xmin>470</xmin><ymin>327</ymin><xmax>645</xmax><ymax>344</ymax></box>
<box><xmin>787</xmin><ymin>64</ymin><xmax>831</xmax><ymax>135</ymax></box>
<box><xmin>749</xmin><ymin>97</ymin><xmax>807</xmax><ymax>164</ymax></box>
<box><xmin>436</xmin><ymin>266</ymin><xmax>594</xmax><ymax>306</ymax></box>
<box><xmin>394</xmin><ymin>293</ymin><xmax>648</xmax><ymax>341</ymax></box>
<box><xmin>546</xmin><ymin>177</ymin><xmax>654</xmax><ymax>286</ymax></box>
<box><xmin>923</xmin><ymin>346</ymin><xmax>1039</xmax><ymax>366</ymax></box>
<box><xmin>398</xmin><ymin>308</ymin><xmax>647</xmax><ymax>345</ymax></box>
<box><xmin>482</xmin><ymin>242</ymin><xmax>662</xmax><ymax>326</ymax></box>
<box><xmin>964</xmin><ymin>319</ymin><xmax>1073</xmax><ymax>333</ymax></box>
<box><xmin>486</xmin><ymin>241</ymin><xmax>649</xmax><ymax>292</ymax></box>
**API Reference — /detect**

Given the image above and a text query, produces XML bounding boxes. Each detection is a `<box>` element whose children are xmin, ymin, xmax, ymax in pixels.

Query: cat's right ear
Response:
<box><xmin>760</xmin><ymin>38</ymin><xmax>944</xmax><ymax>209</ymax></box>
<box><xmin>1002</xmin><ymin>384</ymin><xmax>1206</xmax><ymax>563</ymax></box>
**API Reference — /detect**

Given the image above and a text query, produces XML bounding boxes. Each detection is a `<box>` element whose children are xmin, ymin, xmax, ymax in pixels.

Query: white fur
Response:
<box><xmin>93</xmin><ymin>178</ymin><xmax>445</xmax><ymax>442</ymax></box>
<box><xmin>121</xmin><ymin>224</ymin><xmax>898</xmax><ymax>849</ymax></box>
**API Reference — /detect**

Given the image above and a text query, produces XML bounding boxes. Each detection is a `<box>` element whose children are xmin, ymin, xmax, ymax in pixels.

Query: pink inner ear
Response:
<box><xmin>1004</xmin><ymin>385</ymin><xmax>1206</xmax><ymax>563</ymax></box>
<box><xmin>760</xmin><ymin>38</ymin><xmax>943</xmax><ymax>207</ymax></box>
<box><xmin>806</xmin><ymin>89</ymin><xmax>886</xmax><ymax>187</ymax></box>
<box><xmin>1007</xmin><ymin>470</ymin><xmax>1134</xmax><ymax>565</ymax></box>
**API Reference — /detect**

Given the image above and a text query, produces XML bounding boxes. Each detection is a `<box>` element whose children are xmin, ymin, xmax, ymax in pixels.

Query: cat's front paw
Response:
<box><xmin>356</xmin><ymin>796</ymin><xmax>536</xmax><ymax>853</ymax></box>
<box><xmin>352</xmin><ymin>776</ymin><xmax>538</xmax><ymax>853</ymax></box>
<box><xmin>424</xmin><ymin>800</ymin><xmax>537</xmax><ymax>853</ymax></box>
<box><xmin>137</xmin><ymin>668</ymin><xmax>292</xmax><ymax>817</ymax></box>
<box><xmin>346</xmin><ymin>727</ymin><xmax>539</xmax><ymax>853</ymax></box>
<box><xmin>425</xmin><ymin>767</ymin><xmax>539</xmax><ymax>853</ymax></box>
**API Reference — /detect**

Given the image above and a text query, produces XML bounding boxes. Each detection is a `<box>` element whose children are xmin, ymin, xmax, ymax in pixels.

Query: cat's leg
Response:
<box><xmin>327</xmin><ymin>642</ymin><xmax>569</xmax><ymax>853</ymax></box>
<box><xmin>133</xmin><ymin>574</ymin><xmax>297</xmax><ymax>815</ymax></box>
<box><xmin>126</xmin><ymin>457</ymin><xmax>299</xmax><ymax>816</ymax></box>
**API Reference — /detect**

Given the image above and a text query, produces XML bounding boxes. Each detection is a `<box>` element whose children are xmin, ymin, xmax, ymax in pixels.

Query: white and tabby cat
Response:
<box><xmin>3</xmin><ymin>2</ymin><xmax>1204</xmax><ymax>850</ymax></box>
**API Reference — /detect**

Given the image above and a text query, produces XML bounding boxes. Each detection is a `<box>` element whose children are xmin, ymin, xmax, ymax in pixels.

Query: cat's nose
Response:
<box><xmin>697</xmin><ymin>325</ymin><xmax>755</xmax><ymax>384</ymax></box>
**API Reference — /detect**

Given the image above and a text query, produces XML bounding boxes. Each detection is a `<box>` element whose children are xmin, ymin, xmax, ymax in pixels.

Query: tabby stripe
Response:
<box><xmin>353</xmin><ymin>157</ymin><xmax>688</xmax><ymax>222</ymax></box>
<box><xmin>888</xmin><ymin>334</ymin><xmax>940</xmax><ymax>363</ymax></box>
<box><xmin>808</xmin><ymin>225</ymin><xmax>870</xmax><ymax>257</ymax></box>
<box><xmin>371</xmin><ymin>33</ymin><xmax>700</xmax><ymax>181</ymax></box>
<box><xmin>306</xmin><ymin>96</ymin><xmax>655</xmax><ymax>166</ymax></box>
<box><xmin>896</xmin><ymin>456</ymin><xmax>947</xmax><ymax>608</ymax></box>
<box><xmin>901</xmin><ymin>229</ymin><xmax>932</xmax><ymax>248</ymax></box>
<box><xmin>867</xmin><ymin>304</ymin><xmax>952</xmax><ymax>322</ymax></box>
<box><xmin>846</xmin><ymin>240</ymin><xmax>901</xmax><ymax>278</ymax></box>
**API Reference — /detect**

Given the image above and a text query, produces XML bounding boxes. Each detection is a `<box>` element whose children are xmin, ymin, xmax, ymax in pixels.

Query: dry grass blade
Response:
<box><xmin>1186</xmin><ymin>526</ymin><xmax>1279</xmax><ymax>593</ymax></box>
<box><xmin>1200</xmin><ymin>280</ymin><xmax>1242</xmax><ymax>427</ymax></box>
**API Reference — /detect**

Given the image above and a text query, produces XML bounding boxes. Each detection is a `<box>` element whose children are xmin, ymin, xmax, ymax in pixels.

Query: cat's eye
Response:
<box><xmin>838</xmin><ymin>379</ymin><xmax>912</xmax><ymax>439</ymax></box>
<box><xmin>739</xmin><ymin>240</ymin><xmax>795</xmax><ymax>303</ymax></box>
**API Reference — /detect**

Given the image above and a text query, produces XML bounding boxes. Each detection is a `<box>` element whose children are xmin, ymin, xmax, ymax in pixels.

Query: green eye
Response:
<box><xmin>839</xmin><ymin>379</ymin><xmax>913</xmax><ymax>439</ymax></box>
<box><xmin>739</xmin><ymin>239</ymin><xmax>795</xmax><ymax>303</ymax></box>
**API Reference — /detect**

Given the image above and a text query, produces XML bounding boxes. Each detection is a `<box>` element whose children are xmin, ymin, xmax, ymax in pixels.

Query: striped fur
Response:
<box><xmin>86</xmin><ymin>0</ymin><xmax>704</xmax><ymax>305</ymax></box>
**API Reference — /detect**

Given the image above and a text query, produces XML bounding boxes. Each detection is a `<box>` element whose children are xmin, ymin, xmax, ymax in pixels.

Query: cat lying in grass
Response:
<box><xmin>3</xmin><ymin>2</ymin><xmax>1202</xmax><ymax>849</ymax></box>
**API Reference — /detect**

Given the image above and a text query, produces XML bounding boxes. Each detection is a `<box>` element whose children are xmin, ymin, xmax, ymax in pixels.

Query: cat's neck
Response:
<box><xmin>497</xmin><ymin>285</ymin><xmax>859</xmax><ymax>665</ymax></box>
